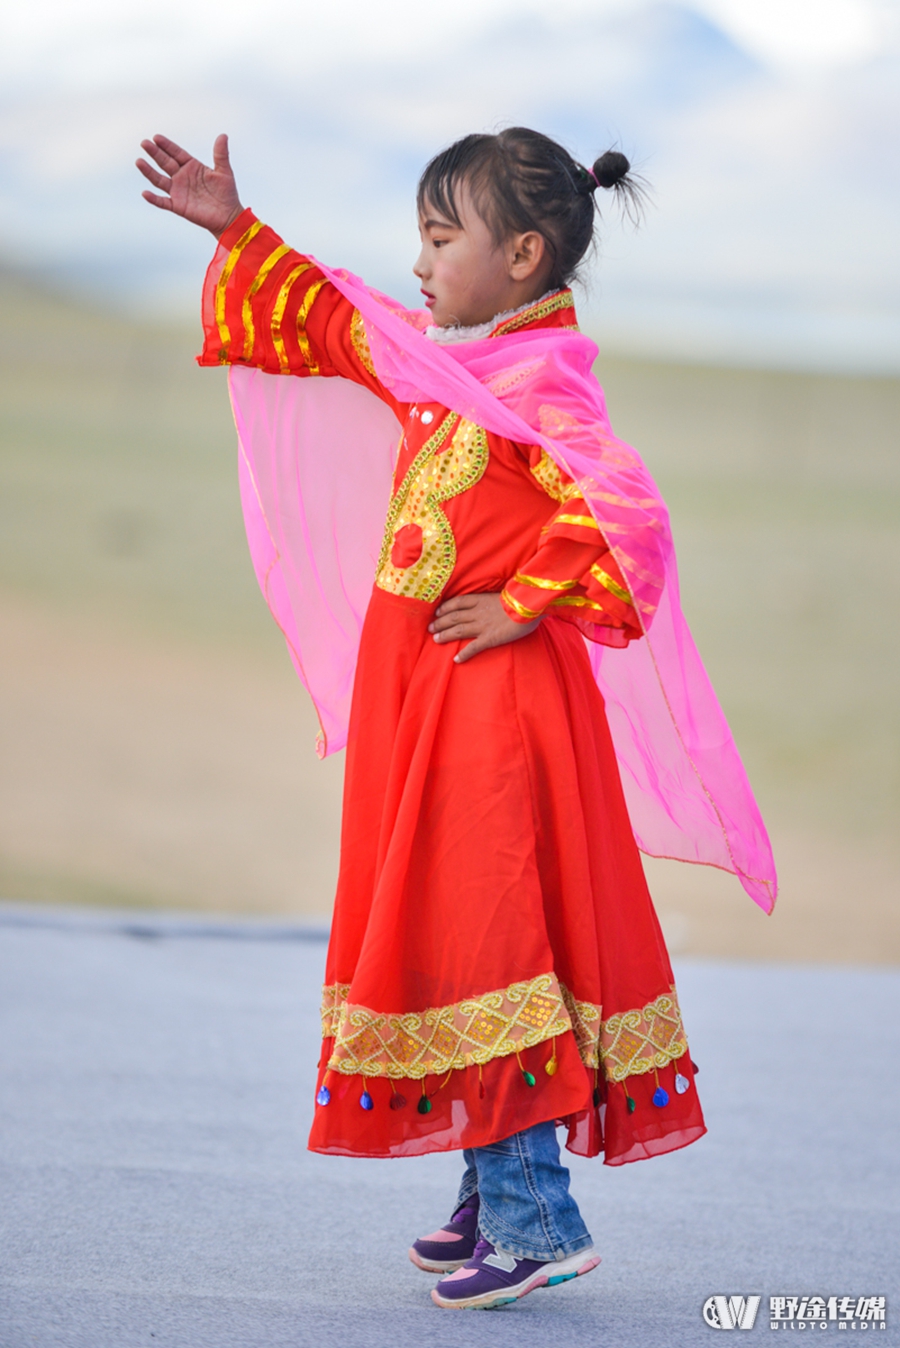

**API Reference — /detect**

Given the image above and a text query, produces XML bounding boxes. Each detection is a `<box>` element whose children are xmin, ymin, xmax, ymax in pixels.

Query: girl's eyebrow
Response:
<box><xmin>422</xmin><ymin>216</ymin><xmax>459</xmax><ymax>231</ymax></box>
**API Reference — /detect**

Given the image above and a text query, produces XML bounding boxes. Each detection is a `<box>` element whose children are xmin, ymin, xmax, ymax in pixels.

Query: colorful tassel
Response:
<box><xmin>545</xmin><ymin>1038</ymin><xmax>558</xmax><ymax>1076</ymax></box>
<box><xmin>316</xmin><ymin>1085</ymin><xmax>331</xmax><ymax>1107</ymax></box>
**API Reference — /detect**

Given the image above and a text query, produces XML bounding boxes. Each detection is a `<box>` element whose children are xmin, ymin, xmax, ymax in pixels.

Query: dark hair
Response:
<box><xmin>416</xmin><ymin>128</ymin><xmax>646</xmax><ymax>290</ymax></box>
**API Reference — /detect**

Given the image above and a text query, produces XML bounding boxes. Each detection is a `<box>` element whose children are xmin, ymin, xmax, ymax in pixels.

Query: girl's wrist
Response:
<box><xmin>213</xmin><ymin>204</ymin><xmax>245</xmax><ymax>239</ymax></box>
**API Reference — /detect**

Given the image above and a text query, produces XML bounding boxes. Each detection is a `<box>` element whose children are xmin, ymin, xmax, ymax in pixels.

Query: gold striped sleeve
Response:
<box><xmin>552</xmin><ymin>513</ymin><xmax>600</xmax><ymax>530</ymax></box>
<box><xmin>501</xmin><ymin>589</ymin><xmax>542</xmax><ymax>620</ymax></box>
<box><xmin>589</xmin><ymin>564</ymin><xmax>633</xmax><ymax>606</ymax></box>
<box><xmin>271</xmin><ymin>262</ymin><xmax>313</xmax><ymax>373</ymax></box>
<box><xmin>550</xmin><ymin>594</ymin><xmax>609</xmax><ymax>612</ymax></box>
<box><xmin>512</xmin><ymin>573</ymin><xmax>579</xmax><ymax>592</ymax></box>
<box><xmin>241</xmin><ymin>244</ymin><xmax>292</xmax><ymax>360</ymax></box>
<box><xmin>215</xmin><ymin>219</ymin><xmax>264</xmax><ymax>351</ymax></box>
<box><xmin>296</xmin><ymin>279</ymin><xmax>328</xmax><ymax>375</ymax></box>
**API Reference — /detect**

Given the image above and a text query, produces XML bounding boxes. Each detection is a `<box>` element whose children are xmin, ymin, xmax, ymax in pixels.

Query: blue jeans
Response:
<box><xmin>456</xmin><ymin>1120</ymin><xmax>593</xmax><ymax>1262</ymax></box>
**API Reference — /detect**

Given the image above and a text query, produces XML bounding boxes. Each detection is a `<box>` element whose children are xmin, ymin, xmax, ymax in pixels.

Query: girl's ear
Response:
<box><xmin>507</xmin><ymin>230</ymin><xmax>548</xmax><ymax>283</ymax></box>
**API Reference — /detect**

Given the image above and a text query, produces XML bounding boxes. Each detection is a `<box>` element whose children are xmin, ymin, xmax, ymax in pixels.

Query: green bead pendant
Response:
<box><xmin>417</xmin><ymin>1096</ymin><xmax>432</xmax><ymax>1115</ymax></box>
<box><xmin>626</xmin><ymin>1094</ymin><xmax>636</xmax><ymax>1114</ymax></box>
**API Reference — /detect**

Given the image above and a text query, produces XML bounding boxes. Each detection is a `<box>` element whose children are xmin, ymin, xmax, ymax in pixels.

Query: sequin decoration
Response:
<box><xmin>375</xmin><ymin>416</ymin><xmax>489</xmax><ymax>603</ymax></box>
<box><xmin>316</xmin><ymin>1085</ymin><xmax>331</xmax><ymax>1106</ymax></box>
<box><xmin>323</xmin><ymin>972</ymin><xmax>571</xmax><ymax>1080</ymax></box>
<box><xmin>652</xmin><ymin>1086</ymin><xmax>669</xmax><ymax>1107</ymax></box>
<box><xmin>360</xmin><ymin>1090</ymin><xmax>374</xmax><ymax>1111</ymax></box>
<box><xmin>675</xmin><ymin>1073</ymin><xmax>690</xmax><ymax>1094</ymax></box>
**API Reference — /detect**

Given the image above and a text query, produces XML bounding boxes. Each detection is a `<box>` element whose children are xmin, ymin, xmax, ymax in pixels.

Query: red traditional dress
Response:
<box><xmin>200</xmin><ymin>209</ymin><xmax>708</xmax><ymax>1165</ymax></box>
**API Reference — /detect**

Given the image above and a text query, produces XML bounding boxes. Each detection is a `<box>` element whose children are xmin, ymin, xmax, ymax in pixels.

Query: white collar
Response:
<box><xmin>424</xmin><ymin>290</ymin><xmax>560</xmax><ymax>345</ymax></box>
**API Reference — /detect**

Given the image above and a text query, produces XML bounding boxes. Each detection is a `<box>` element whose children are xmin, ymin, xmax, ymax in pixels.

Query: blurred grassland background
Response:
<box><xmin>1</xmin><ymin>265</ymin><xmax>897</xmax><ymax>962</ymax></box>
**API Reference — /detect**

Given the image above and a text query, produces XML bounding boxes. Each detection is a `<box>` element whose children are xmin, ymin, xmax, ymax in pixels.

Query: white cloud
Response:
<box><xmin>1</xmin><ymin>1</ymin><xmax>897</xmax><ymax>369</ymax></box>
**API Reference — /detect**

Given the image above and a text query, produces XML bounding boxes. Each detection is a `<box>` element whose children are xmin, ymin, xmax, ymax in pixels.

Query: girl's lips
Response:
<box><xmin>422</xmin><ymin>292</ymin><xmax>435</xmax><ymax>308</ymax></box>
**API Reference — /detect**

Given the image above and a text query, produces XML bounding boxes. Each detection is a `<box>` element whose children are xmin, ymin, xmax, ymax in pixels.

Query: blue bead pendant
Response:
<box><xmin>652</xmin><ymin>1086</ymin><xmax>669</xmax><ymax>1107</ymax></box>
<box><xmin>316</xmin><ymin>1085</ymin><xmax>331</xmax><ymax>1106</ymax></box>
<box><xmin>360</xmin><ymin>1090</ymin><xmax>374</xmax><ymax>1111</ymax></box>
<box><xmin>675</xmin><ymin>1073</ymin><xmax>690</xmax><ymax>1094</ymax></box>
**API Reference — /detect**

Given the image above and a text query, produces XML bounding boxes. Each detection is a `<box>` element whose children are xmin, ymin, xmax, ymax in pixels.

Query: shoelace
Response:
<box><xmin>471</xmin><ymin>1237</ymin><xmax>495</xmax><ymax>1261</ymax></box>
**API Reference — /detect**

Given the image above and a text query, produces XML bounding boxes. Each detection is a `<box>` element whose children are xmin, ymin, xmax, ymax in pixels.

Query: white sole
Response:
<box><xmin>431</xmin><ymin>1247</ymin><xmax>601</xmax><ymax>1309</ymax></box>
<box><xmin>408</xmin><ymin>1246</ymin><xmax>470</xmax><ymax>1274</ymax></box>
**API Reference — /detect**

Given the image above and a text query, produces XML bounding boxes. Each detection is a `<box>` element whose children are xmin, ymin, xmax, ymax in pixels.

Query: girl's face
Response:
<box><xmin>414</xmin><ymin>182</ymin><xmax>550</xmax><ymax>328</ymax></box>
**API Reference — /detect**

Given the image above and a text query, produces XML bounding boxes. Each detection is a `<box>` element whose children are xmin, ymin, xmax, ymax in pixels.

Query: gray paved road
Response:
<box><xmin>1</xmin><ymin>901</ymin><xmax>897</xmax><ymax>1347</ymax></box>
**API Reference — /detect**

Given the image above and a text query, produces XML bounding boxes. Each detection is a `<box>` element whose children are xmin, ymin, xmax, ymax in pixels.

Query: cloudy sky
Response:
<box><xmin>1</xmin><ymin>0</ymin><xmax>898</xmax><ymax>370</ymax></box>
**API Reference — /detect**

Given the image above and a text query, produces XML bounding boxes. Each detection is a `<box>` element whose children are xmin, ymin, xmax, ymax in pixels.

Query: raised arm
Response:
<box><xmin>136</xmin><ymin>133</ymin><xmax>244</xmax><ymax>237</ymax></box>
<box><xmin>137</xmin><ymin>134</ymin><xmax>395</xmax><ymax>405</ymax></box>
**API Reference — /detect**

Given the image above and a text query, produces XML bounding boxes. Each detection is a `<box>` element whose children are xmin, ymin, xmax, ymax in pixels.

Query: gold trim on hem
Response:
<box><xmin>589</xmin><ymin>563</ymin><xmax>633</xmax><ymax>606</ymax></box>
<box><xmin>319</xmin><ymin>980</ymin><xmax>687</xmax><ymax>1083</ymax></box>
<box><xmin>500</xmin><ymin>588</ymin><xmax>542</xmax><ymax>620</ymax></box>
<box><xmin>513</xmin><ymin>572</ymin><xmax>579</xmax><ymax>592</ymax></box>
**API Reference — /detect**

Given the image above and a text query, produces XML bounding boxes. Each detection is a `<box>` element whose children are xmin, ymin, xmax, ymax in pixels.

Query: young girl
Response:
<box><xmin>137</xmin><ymin>127</ymin><xmax>776</xmax><ymax>1311</ymax></box>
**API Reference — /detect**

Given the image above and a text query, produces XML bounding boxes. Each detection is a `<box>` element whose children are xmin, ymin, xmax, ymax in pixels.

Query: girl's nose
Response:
<box><xmin>413</xmin><ymin>247</ymin><xmax>428</xmax><ymax>281</ymax></box>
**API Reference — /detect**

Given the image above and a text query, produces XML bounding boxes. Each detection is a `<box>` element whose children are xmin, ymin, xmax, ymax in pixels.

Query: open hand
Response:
<box><xmin>136</xmin><ymin>134</ymin><xmax>243</xmax><ymax>237</ymax></box>
<box><xmin>429</xmin><ymin>592</ymin><xmax>541</xmax><ymax>665</ymax></box>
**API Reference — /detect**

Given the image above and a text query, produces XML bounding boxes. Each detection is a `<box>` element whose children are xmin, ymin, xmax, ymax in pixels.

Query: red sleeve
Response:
<box><xmin>500</xmin><ymin>444</ymin><xmax>643</xmax><ymax>645</ymax></box>
<box><xmin>196</xmin><ymin>209</ymin><xmax>392</xmax><ymax>408</ymax></box>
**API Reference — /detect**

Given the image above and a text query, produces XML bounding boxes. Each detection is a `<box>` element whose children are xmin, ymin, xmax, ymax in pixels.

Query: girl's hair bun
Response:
<box><xmin>591</xmin><ymin>150</ymin><xmax>631</xmax><ymax>189</ymax></box>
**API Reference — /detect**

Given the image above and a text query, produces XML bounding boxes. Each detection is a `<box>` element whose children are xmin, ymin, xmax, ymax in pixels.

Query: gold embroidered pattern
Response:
<box><xmin>375</xmin><ymin>416</ymin><xmax>489</xmax><ymax>602</ymax></box>
<box><xmin>600</xmin><ymin>990</ymin><xmax>687</xmax><ymax>1082</ymax></box>
<box><xmin>241</xmin><ymin>244</ymin><xmax>291</xmax><ymax>360</ymax></box>
<box><xmin>215</xmin><ymin>219</ymin><xmax>264</xmax><ymax>352</ymax></box>
<box><xmin>296</xmin><ymin>278</ymin><xmax>328</xmax><ymax>375</ymax></box>
<box><xmin>350</xmin><ymin>308</ymin><xmax>377</xmax><ymax>376</ymax></box>
<box><xmin>324</xmin><ymin>974</ymin><xmax>572</xmax><ymax>1079</ymax></box>
<box><xmin>490</xmin><ymin>290</ymin><xmax>577</xmax><ymax>338</ymax></box>
<box><xmin>270</xmin><ymin>261</ymin><xmax>313</xmax><ymax>373</ymax></box>
<box><xmin>320</xmin><ymin>982</ymin><xmax>352</xmax><ymax>1038</ymax></box>
<box><xmin>319</xmin><ymin>980</ymin><xmax>687</xmax><ymax>1082</ymax></box>
<box><xmin>560</xmin><ymin>986</ymin><xmax>602</xmax><ymax>1068</ymax></box>
<box><xmin>589</xmin><ymin>563</ymin><xmax>633</xmax><ymax>606</ymax></box>
<box><xmin>513</xmin><ymin>573</ymin><xmax>578</xmax><ymax>592</ymax></box>
<box><xmin>529</xmin><ymin>448</ymin><xmax>582</xmax><ymax>503</ymax></box>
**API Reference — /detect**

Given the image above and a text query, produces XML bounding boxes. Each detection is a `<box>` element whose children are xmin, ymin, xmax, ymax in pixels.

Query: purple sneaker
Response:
<box><xmin>409</xmin><ymin>1194</ymin><xmax>481</xmax><ymax>1273</ymax></box>
<box><xmin>431</xmin><ymin>1236</ymin><xmax>600</xmax><ymax>1310</ymax></box>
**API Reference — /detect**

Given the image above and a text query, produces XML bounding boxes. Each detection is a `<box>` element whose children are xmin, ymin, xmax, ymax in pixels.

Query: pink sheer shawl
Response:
<box><xmin>229</xmin><ymin>263</ymin><xmax>777</xmax><ymax>913</ymax></box>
